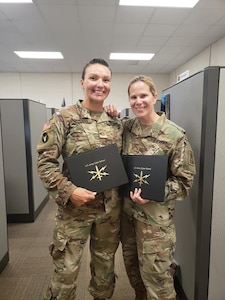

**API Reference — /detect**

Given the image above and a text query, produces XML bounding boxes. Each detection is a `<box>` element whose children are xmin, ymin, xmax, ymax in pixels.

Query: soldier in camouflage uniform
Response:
<box><xmin>120</xmin><ymin>75</ymin><xmax>196</xmax><ymax>300</ymax></box>
<box><xmin>37</xmin><ymin>58</ymin><xmax>123</xmax><ymax>300</ymax></box>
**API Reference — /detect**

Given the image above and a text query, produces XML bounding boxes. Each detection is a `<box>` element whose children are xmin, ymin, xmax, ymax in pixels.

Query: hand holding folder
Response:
<box><xmin>120</xmin><ymin>155</ymin><xmax>168</xmax><ymax>202</ymax></box>
<box><xmin>65</xmin><ymin>144</ymin><xmax>128</xmax><ymax>193</ymax></box>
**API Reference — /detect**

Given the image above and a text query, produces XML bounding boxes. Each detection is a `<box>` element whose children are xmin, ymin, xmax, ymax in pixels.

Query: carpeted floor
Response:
<box><xmin>0</xmin><ymin>199</ymin><xmax>135</xmax><ymax>300</ymax></box>
<box><xmin>0</xmin><ymin>199</ymin><xmax>181</xmax><ymax>300</ymax></box>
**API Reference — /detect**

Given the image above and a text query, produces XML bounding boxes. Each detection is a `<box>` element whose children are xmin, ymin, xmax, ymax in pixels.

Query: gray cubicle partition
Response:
<box><xmin>0</xmin><ymin>99</ymin><xmax>48</xmax><ymax>222</ymax></box>
<box><xmin>163</xmin><ymin>66</ymin><xmax>225</xmax><ymax>300</ymax></box>
<box><xmin>0</xmin><ymin>116</ymin><xmax>8</xmax><ymax>273</ymax></box>
<box><xmin>46</xmin><ymin>107</ymin><xmax>57</xmax><ymax>121</ymax></box>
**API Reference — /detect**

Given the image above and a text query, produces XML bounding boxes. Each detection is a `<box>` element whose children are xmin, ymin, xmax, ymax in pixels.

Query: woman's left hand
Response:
<box><xmin>104</xmin><ymin>104</ymin><xmax>120</xmax><ymax>117</ymax></box>
<box><xmin>130</xmin><ymin>188</ymin><xmax>150</xmax><ymax>205</ymax></box>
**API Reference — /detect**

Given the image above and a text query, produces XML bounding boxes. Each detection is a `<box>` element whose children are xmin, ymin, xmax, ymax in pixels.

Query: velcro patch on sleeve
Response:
<box><xmin>188</xmin><ymin>149</ymin><xmax>195</xmax><ymax>166</ymax></box>
<box><xmin>42</xmin><ymin>120</ymin><xmax>52</xmax><ymax>132</ymax></box>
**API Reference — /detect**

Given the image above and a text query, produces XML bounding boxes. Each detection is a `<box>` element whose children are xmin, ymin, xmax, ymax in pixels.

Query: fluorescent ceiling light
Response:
<box><xmin>119</xmin><ymin>0</ymin><xmax>199</xmax><ymax>8</ymax></box>
<box><xmin>0</xmin><ymin>0</ymin><xmax>33</xmax><ymax>3</ymax></box>
<box><xmin>110</xmin><ymin>53</ymin><xmax>155</xmax><ymax>60</ymax></box>
<box><xmin>14</xmin><ymin>51</ymin><xmax>64</xmax><ymax>59</ymax></box>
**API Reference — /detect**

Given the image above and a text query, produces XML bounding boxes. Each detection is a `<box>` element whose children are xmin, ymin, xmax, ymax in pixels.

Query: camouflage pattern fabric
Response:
<box><xmin>37</xmin><ymin>100</ymin><xmax>123</xmax><ymax>299</ymax></box>
<box><xmin>135</xmin><ymin>218</ymin><xmax>176</xmax><ymax>300</ymax></box>
<box><xmin>121</xmin><ymin>113</ymin><xmax>196</xmax><ymax>300</ymax></box>
<box><xmin>120</xmin><ymin>211</ymin><xmax>146</xmax><ymax>293</ymax></box>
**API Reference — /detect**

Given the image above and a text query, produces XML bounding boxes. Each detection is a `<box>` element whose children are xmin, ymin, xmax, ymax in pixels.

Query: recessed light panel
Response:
<box><xmin>110</xmin><ymin>53</ymin><xmax>155</xmax><ymax>60</ymax></box>
<box><xmin>0</xmin><ymin>0</ymin><xmax>33</xmax><ymax>3</ymax></box>
<box><xmin>14</xmin><ymin>51</ymin><xmax>64</xmax><ymax>59</ymax></box>
<box><xmin>119</xmin><ymin>0</ymin><xmax>199</xmax><ymax>8</ymax></box>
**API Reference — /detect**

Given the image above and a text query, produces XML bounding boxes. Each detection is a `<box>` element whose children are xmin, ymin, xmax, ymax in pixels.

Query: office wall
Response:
<box><xmin>0</xmin><ymin>72</ymin><xmax>169</xmax><ymax>113</ymax></box>
<box><xmin>103</xmin><ymin>73</ymin><xmax>169</xmax><ymax>111</ymax></box>
<box><xmin>211</xmin><ymin>36</ymin><xmax>225</xmax><ymax>66</ymax></box>
<box><xmin>0</xmin><ymin>34</ymin><xmax>225</xmax><ymax>109</ymax></box>
<box><xmin>21</xmin><ymin>73</ymin><xmax>73</xmax><ymax>109</ymax></box>
<box><xmin>169</xmin><ymin>35</ymin><xmax>225</xmax><ymax>85</ymax></box>
<box><xmin>1</xmin><ymin>35</ymin><xmax>225</xmax><ymax>111</ymax></box>
<box><xmin>169</xmin><ymin>48</ymin><xmax>210</xmax><ymax>85</ymax></box>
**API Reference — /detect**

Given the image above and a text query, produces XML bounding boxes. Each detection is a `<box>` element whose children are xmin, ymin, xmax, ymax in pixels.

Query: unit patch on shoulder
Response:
<box><xmin>37</xmin><ymin>120</ymin><xmax>54</xmax><ymax>151</ymax></box>
<box><xmin>42</xmin><ymin>132</ymin><xmax>49</xmax><ymax>143</ymax></box>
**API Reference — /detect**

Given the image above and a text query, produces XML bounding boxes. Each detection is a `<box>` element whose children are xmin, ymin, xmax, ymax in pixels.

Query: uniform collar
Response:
<box><xmin>130</xmin><ymin>112</ymin><xmax>166</xmax><ymax>137</ymax></box>
<box><xmin>76</xmin><ymin>99</ymin><xmax>114</xmax><ymax>122</ymax></box>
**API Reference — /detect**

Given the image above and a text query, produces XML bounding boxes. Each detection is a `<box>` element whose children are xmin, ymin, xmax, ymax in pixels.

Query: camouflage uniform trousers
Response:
<box><xmin>121</xmin><ymin>212</ymin><xmax>176</xmax><ymax>300</ymax></box>
<box><xmin>120</xmin><ymin>212</ymin><xmax>146</xmax><ymax>295</ymax></box>
<box><xmin>43</xmin><ymin>202</ymin><xmax>120</xmax><ymax>300</ymax></box>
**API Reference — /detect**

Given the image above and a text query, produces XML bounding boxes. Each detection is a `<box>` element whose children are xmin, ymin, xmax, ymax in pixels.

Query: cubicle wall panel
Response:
<box><xmin>0</xmin><ymin>99</ymin><xmax>48</xmax><ymax>222</ymax></box>
<box><xmin>163</xmin><ymin>71</ymin><xmax>204</xmax><ymax>300</ymax></box>
<box><xmin>208</xmin><ymin>68</ymin><xmax>225</xmax><ymax>299</ymax></box>
<box><xmin>0</xmin><ymin>100</ymin><xmax>29</xmax><ymax>214</ymax></box>
<box><xmin>164</xmin><ymin>67</ymin><xmax>223</xmax><ymax>300</ymax></box>
<box><xmin>28</xmin><ymin>100</ymin><xmax>47</xmax><ymax>211</ymax></box>
<box><xmin>0</xmin><ymin>114</ymin><xmax>9</xmax><ymax>272</ymax></box>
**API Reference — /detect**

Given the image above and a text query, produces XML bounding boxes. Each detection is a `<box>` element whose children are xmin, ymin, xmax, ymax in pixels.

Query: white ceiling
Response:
<box><xmin>0</xmin><ymin>0</ymin><xmax>225</xmax><ymax>74</ymax></box>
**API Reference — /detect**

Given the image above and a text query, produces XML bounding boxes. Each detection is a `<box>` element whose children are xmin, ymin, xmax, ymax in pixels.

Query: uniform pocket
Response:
<box><xmin>49</xmin><ymin>243</ymin><xmax>65</xmax><ymax>260</ymax></box>
<box><xmin>142</xmin><ymin>240</ymin><xmax>160</xmax><ymax>273</ymax></box>
<box><xmin>143</xmin><ymin>239</ymin><xmax>160</xmax><ymax>254</ymax></box>
<box><xmin>49</xmin><ymin>227</ymin><xmax>68</xmax><ymax>261</ymax></box>
<box><xmin>142</xmin><ymin>238</ymin><xmax>174</xmax><ymax>274</ymax></box>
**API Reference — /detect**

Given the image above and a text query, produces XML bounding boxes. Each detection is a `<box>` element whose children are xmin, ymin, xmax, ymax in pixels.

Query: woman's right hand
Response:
<box><xmin>69</xmin><ymin>187</ymin><xmax>97</xmax><ymax>206</ymax></box>
<box><xmin>130</xmin><ymin>188</ymin><xmax>151</xmax><ymax>205</ymax></box>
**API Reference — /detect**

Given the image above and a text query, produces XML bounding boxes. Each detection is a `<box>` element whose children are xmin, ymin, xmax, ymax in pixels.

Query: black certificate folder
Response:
<box><xmin>121</xmin><ymin>155</ymin><xmax>168</xmax><ymax>202</ymax></box>
<box><xmin>65</xmin><ymin>144</ymin><xmax>129</xmax><ymax>193</ymax></box>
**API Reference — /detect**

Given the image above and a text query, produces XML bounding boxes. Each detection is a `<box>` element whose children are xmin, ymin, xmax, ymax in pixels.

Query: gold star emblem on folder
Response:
<box><xmin>88</xmin><ymin>165</ymin><xmax>109</xmax><ymax>181</ymax></box>
<box><xmin>133</xmin><ymin>171</ymin><xmax>150</xmax><ymax>186</ymax></box>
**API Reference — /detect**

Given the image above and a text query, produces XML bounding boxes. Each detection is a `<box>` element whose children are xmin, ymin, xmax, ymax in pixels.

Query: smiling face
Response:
<box><xmin>81</xmin><ymin>63</ymin><xmax>111</xmax><ymax>111</ymax></box>
<box><xmin>128</xmin><ymin>79</ymin><xmax>158</xmax><ymax>125</ymax></box>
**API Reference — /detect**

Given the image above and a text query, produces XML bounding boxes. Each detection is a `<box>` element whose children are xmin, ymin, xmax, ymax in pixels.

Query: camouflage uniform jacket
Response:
<box><xmin>122</xmin><ymin>112</ymin><xmax>196</xmax><ymax>226</ymax></box>
<box><xmin>37</xmin><ymin>99</ymin><xmax>123</xmax><ymax>210</ymax></box>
